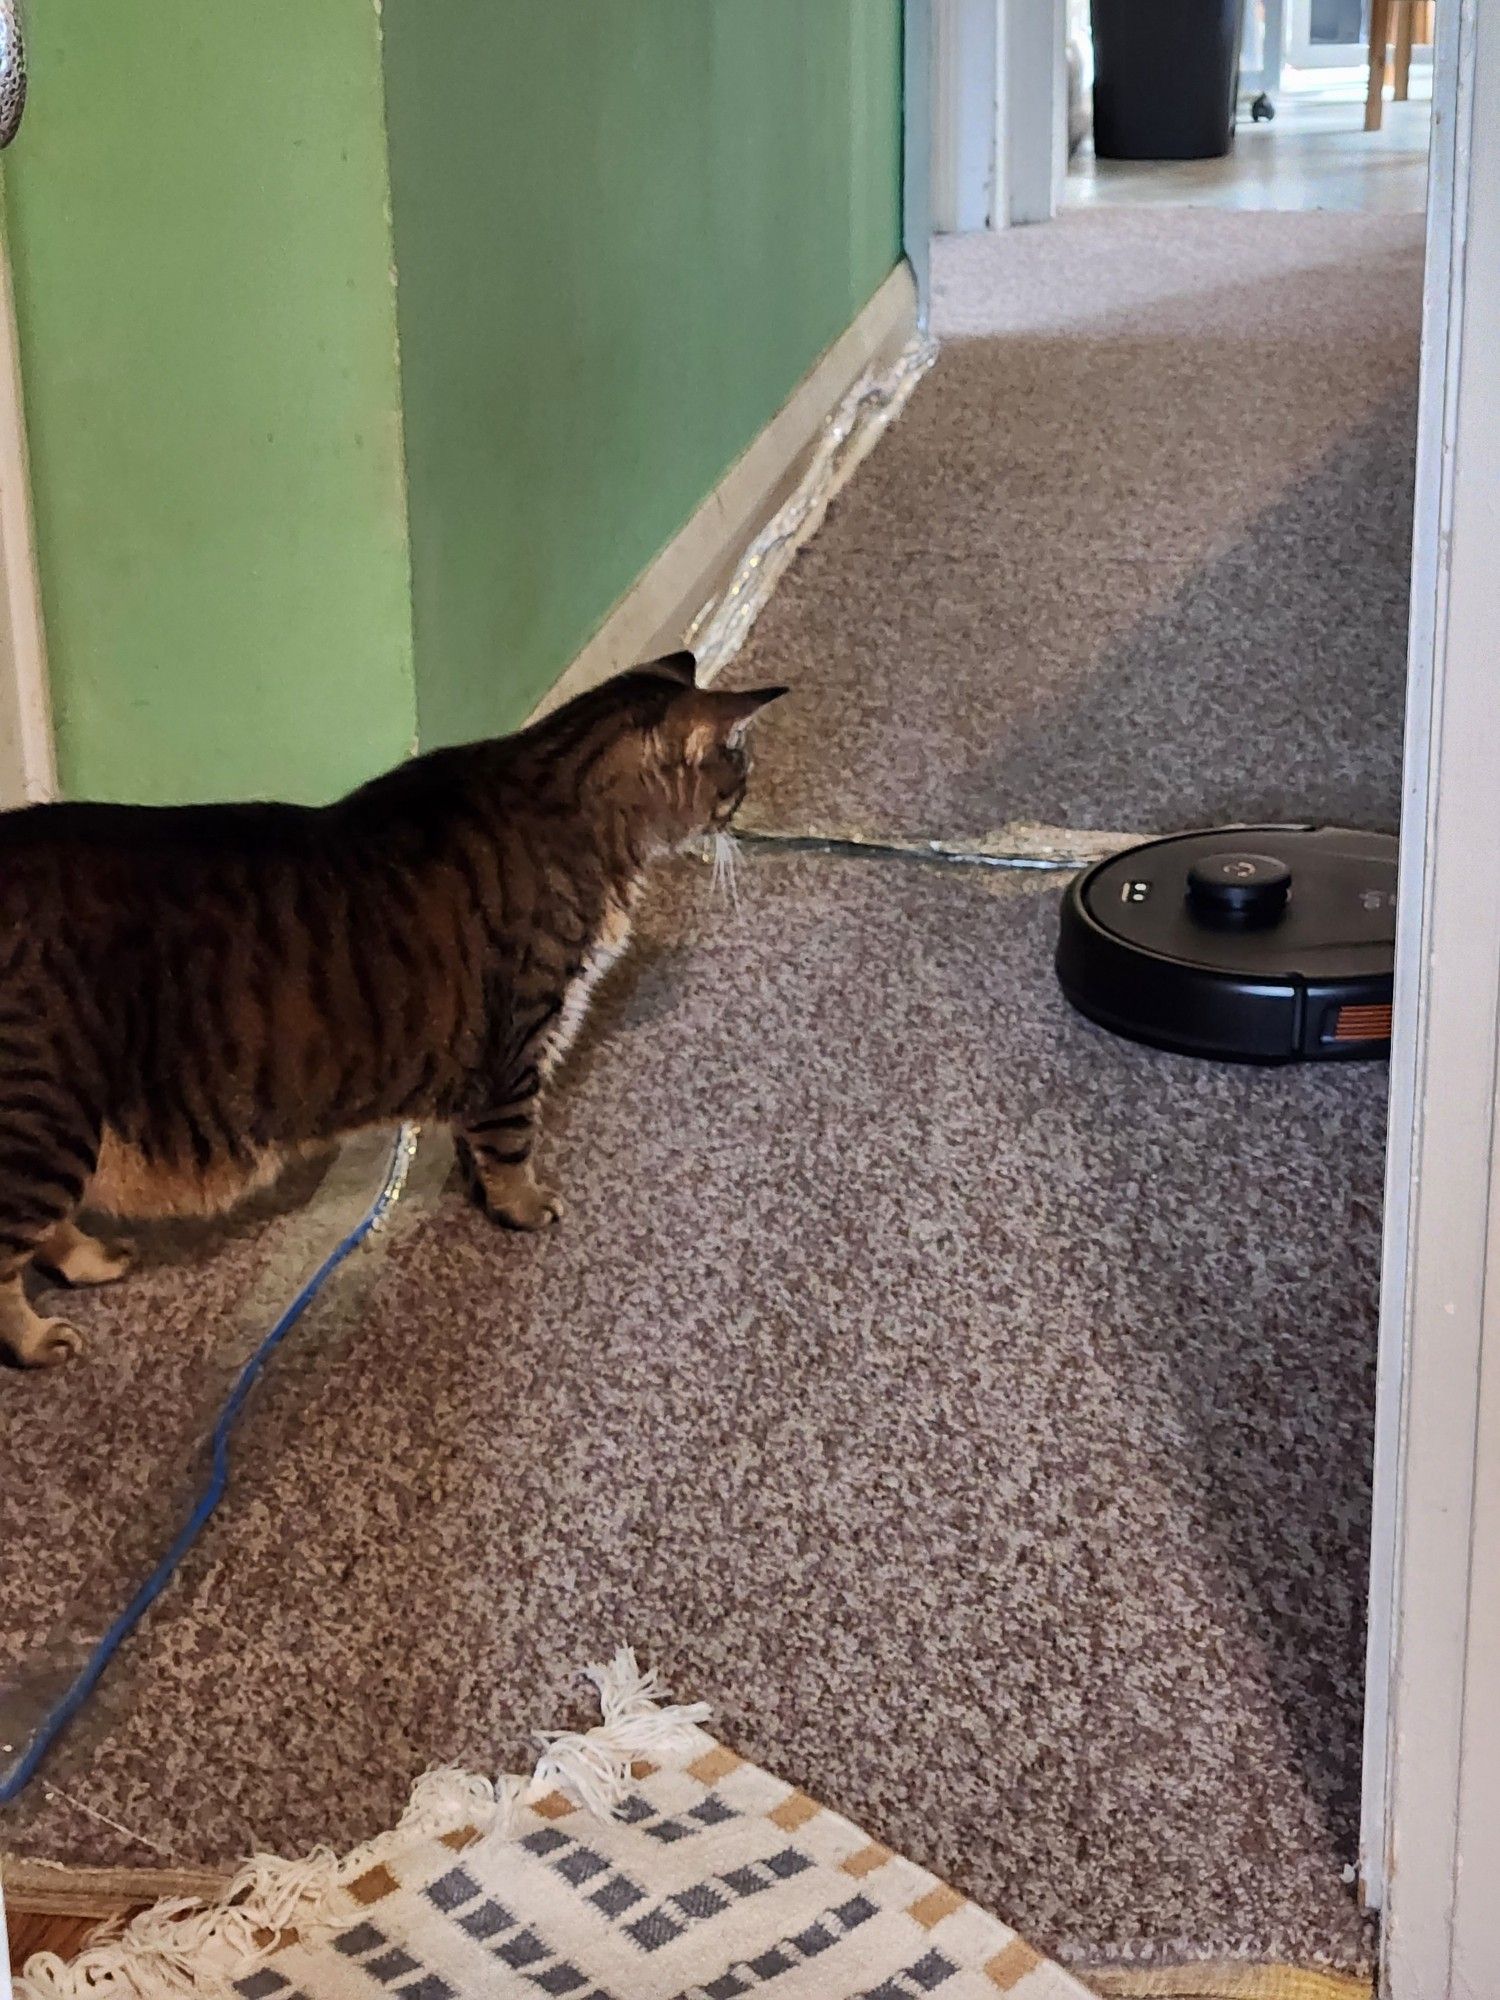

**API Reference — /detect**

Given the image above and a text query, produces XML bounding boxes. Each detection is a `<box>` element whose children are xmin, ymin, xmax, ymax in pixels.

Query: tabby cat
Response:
<box><xmin>0</xmin><ymin>653</ymin><xmax>783</xmax><ymax>1367</ymax></box>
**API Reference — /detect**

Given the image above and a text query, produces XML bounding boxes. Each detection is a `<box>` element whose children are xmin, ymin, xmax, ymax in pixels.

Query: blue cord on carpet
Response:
<box><xmin>0</xmin><ymin>1128</ymin><xmax>417</xmax><ymax>1805</ymax></box>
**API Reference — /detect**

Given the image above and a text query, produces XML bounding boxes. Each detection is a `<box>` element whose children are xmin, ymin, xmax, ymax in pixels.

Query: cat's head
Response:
<box><xmin>577</xmin><ymin>651</ymin><xmax>786</xmax><ymax>849</ymax></box>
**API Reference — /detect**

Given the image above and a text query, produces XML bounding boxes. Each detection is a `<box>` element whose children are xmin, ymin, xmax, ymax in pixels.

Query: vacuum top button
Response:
<box><xmin>1186</xmin><ymin>851</ymin><xmax>1292</xmax><ymax>923</ymax></box>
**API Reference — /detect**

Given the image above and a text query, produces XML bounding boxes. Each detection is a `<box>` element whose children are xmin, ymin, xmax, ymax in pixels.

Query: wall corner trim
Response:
<box><xmin>0</xmin><ymin>237</ymin><xmax>56</xmax><ymax>808</ymax></box>
<box><xmin>527</xmin><ymin>261</ymin><xmax>918</xmax><ymax>723</ymax></box>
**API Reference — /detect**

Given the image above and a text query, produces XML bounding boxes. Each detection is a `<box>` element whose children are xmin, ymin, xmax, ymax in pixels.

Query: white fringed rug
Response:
<box><xmin>16</xmin><ymin>1653</ymin><xmax>1098</xmax><ymax>2000</ymax></box>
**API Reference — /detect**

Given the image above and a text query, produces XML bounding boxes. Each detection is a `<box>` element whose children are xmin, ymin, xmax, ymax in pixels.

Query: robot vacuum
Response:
<box><xmin>1056</xmin><ymin>825</ymin><xmax>1397</xmax><ymax>1064</ymax></box>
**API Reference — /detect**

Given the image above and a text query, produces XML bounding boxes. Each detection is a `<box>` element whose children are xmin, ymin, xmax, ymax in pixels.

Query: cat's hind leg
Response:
<box><xmin>0</xmin><ymin>1063</ymin><xmax>103</xmax><ymax>1367</ymax></box>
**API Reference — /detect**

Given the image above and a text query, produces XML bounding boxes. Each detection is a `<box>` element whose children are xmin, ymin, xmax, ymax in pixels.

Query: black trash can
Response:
<box><xmin>1090</xmin><ymin>0</ymin><xmax>1245</xmax><ymax>161</ymax></box>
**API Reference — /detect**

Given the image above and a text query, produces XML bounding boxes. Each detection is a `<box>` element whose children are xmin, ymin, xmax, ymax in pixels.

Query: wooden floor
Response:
<box><xmin>7</xmin><ymin>1906</ymin><xmax>124</xmax><ymax>1974</ymax></box>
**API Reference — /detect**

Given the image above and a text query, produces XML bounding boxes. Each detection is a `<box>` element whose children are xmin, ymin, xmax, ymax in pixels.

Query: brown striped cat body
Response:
<box><xmin>0</xmin><ymin>653</ymin><xmax>782</xmax><ymax>1366</ymax></box>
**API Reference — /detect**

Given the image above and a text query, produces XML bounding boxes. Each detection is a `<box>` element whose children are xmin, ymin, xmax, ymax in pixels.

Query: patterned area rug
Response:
<box><xmin>13</xmin><ymin>1654</ymin><xmax>1096</xmax><ymax>2000</ymax></box>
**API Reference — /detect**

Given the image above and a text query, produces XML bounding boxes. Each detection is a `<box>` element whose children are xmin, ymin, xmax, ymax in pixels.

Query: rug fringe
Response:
<box><xmin>12</xmin><ymin>1648</ymin><xmax>709</xmax><ymax>2000</ymax></box>
<box><xmin>532</xmin><ymin>1649</ymin><xmax>712</xmax><ymax>1820</ymax></box>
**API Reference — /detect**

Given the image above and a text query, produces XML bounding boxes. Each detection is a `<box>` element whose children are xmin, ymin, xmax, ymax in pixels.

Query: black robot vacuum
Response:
<box><xmin>1056</xmin><ymin>826</ymin><xmax>1396</xmax><ymax>1064</ymax></box>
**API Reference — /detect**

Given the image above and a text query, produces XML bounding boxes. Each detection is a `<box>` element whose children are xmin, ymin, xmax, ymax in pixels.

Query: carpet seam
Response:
<box><xmin>732</xmin><ymin>824</ymin><xmax>1144</xmax><ymax>874</ymax></box>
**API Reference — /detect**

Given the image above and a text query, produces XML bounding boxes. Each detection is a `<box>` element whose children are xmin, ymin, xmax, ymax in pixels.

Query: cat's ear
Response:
<box><xmin>708</xmin><ymin>685</ymin><xmax>787</xmax><ymax>747</ymax></box>
<box><xmin>642</xmin><ymin>649</ymin><xmax>698</xmax><ymax>688</ymax></box>
<box><xmin>661</xmin><ymin>684</ymin><xmax>786</xmax><ymax>761</ymax></box>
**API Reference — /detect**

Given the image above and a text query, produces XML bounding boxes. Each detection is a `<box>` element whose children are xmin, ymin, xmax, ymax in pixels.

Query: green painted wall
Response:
<box><xmin>3</xmin><ymin>0</ymin><xmax>415</xmax><ymax>805</ymax></box>
<box><xmin>380</xmin><ymin>0</ymin><xmax>905</xmax><ymax>747</ymax></box>
<box><xmin>2</xmin><ymin>2</ymin><xmax>903</xmax><ymax>802</ymax></box>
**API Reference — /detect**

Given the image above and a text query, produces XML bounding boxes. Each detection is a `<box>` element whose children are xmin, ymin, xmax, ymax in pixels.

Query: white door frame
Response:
<box><xmin>905</xmin><ymin>0</ymin><xmax>934</xmax><ymax>321</ymax></box>
<box><xmin>930</xmin><ymin>0</ymin><xmax>1002</xmax><ymax>234</ymax></box>
<box><xmin>0</xmin><ymin>230</ymin><xmax>54</xmax><ymax>808</ymax></box>
<box><xmin>1005</xmin><ymin>0</ymin><xmax>1067</xmax><ymax>225</ymax></box>
<box><xmin>1363</xmin><ymin>2</ymin><xmax>1500</xmax><ymax>1993</ymax></box>
<box><xmin>928</xmin><ymin>0</ymin><xmax>1066</xmax><ymax>234</ymax></box>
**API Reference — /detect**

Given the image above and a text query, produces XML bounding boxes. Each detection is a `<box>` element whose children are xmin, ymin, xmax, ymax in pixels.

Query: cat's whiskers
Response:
<box><xmin>710</xmin><ymin>828</ymin><xmax>742</xmax><ymax>913</ymax></box>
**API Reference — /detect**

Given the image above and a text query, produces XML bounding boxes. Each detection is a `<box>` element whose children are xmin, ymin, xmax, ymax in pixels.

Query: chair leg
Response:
<box><xmin>1366</xmin><ymin>0</ymin><xmax>1393</xmax><ymax>131</ymax></box>
<box><xmin>1394</xmin><ymin>1</ymin><xmax>1415</xmax><ymax>101</ymax></box>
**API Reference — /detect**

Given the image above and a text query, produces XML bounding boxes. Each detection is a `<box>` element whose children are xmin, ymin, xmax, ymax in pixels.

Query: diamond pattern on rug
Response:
<box><xmin>675</xmin><ymin>1891</ymin><xmax>879</xmax><ymax>1996</ymax></box>
<box><xmin>242</xmin><ymin>1725</ymin><xmax>1097</xmax><ymax>1999</ymax></box>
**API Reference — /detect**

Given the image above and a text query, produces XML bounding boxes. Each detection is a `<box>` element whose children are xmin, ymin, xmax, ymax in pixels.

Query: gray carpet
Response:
<box><xmin>0</xmin><ymin>1144</ymin><xmax>395</xmax><ymax>1783</ymax></box>
<box><xmin>0</xmin><ymin>209</ymin><xmax>1406</xmax><ymax>1977</ymax></box>
<box><xmin>3</xmin><ymin>855</ymin><xmax>1382</xmax><ymax>1973</ymax></box>
<box><xmin>728</xmin><ymin>211</ymin><xmax>1422</xmax><ymax>842</ymax></box>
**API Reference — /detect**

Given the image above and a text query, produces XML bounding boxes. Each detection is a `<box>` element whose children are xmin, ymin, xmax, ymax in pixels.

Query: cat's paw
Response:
<box><xmin>41</xmin><ymin>1233</ymin><xmax>135</xmax><ymax>1287</ymax></box>
<box><xmin>489</xmin><ymin>1181</ymin><xmax>564</xmax><ymax>1232</ymax></box>
<box><xmin>13</xmin><ymin>1316</ymin><xmax>85</xmax><ymax>1368</ymax></box>
<box><xmin>456</xmin><ymin>1142</ymin><xmax>564</xmax><ymax>1232</ymax></box>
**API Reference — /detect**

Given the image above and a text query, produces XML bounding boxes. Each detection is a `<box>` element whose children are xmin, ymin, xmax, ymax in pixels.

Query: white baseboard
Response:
<box><xmin>0</xmin><ymin>238</ymin><xmax>56</xmax><ymax>809</ymax></box>
<box><xmin>529</xmin><ymin>260</ymin><xmax>919</xmax><ymax>721</ymax></box>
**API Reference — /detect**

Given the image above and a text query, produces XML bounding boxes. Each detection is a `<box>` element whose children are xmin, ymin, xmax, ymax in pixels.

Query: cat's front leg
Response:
<box><xmin>458</xmin><ymin>1070</ymin><xmax>563</xmax><ymax>1231</ymax></box>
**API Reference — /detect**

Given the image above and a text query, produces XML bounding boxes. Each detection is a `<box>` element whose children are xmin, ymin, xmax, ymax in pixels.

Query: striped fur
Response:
<box><xmin>0</xmin><ymin>655</ymin><xmax>783</xmax><ymax>1366</ymax></box>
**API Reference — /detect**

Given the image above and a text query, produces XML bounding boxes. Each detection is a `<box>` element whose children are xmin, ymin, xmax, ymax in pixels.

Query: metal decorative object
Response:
<box><xmin>0</xmin><ymin>0</ymin><xmax>26</xmax><ymax>150</ymax></box>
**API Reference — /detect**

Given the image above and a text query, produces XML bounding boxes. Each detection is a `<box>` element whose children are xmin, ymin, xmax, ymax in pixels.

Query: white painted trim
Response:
<box><xmin>929</xmin><ymin>1</ymin><xmax>957</xmax><ymax>231</ymax></box>
<box><xmin>1004</xmin><ymin>0</ymin><xmax>1066</xmax><ymax>226</ymax></box>
<box><xmin>930</xmin><ymin>0</ymin><xmax>1002</xmax><ymax>234</ymax></box>
<box><xmin>1359</xmin><ymin>0</ymin><xmax>1464</xmax><ymax>1924</ymax></box>
<box><xmin>1366</xmin><ymin>3</ymin><xmax>1500</xmax><ymax>1992</ymax></box>
<box><xmin>528</xmin><ymin>262</ymin><xmax>917</xmax><ymax>722</ymax></box>
<box><xmin>0</xmin><ymin>230</ymin><xmax>54</xmax><ymax>807</ymax></box>
<box><xmin>929</xmin><ymin>0</ymin><xmax>1065</xmax><ymax>234</ymax></box>
<box><xmin>904</xmin><ymin>0</ymin><xmax>934</xmax><ymax>324</ymax></box>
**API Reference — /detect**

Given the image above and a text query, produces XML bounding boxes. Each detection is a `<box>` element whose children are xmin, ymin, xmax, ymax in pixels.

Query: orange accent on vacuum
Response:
<box><xmin>1329</xmin><ymin>1003</ymin><xmax>1393</xmax><ymax>1042</ymax></box>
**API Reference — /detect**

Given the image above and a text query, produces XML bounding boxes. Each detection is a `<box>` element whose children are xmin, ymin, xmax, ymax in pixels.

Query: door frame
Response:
<box><xmin>0</xmin><ymin>227</ymin><xmax>54</xmax><ymax>808</ymax></box>
<box><xmin>929</xmin><ymin>0</ymin><xmax>1001</xmax><ymax>235</ymax></box>
<box><xmin>926</xmin><ymin>0</ymin><xmax>1066</xmax><ymax>235</ymax></box>
<box><xmin>904</xmin><ymin>0</ymin><xmax>934</xmax><ymax>319</ymax></box>
<box><xmin>1362</xmin><ymin>1</ymin><xmax>1500</xmax><ymax>1993</ymax></box>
